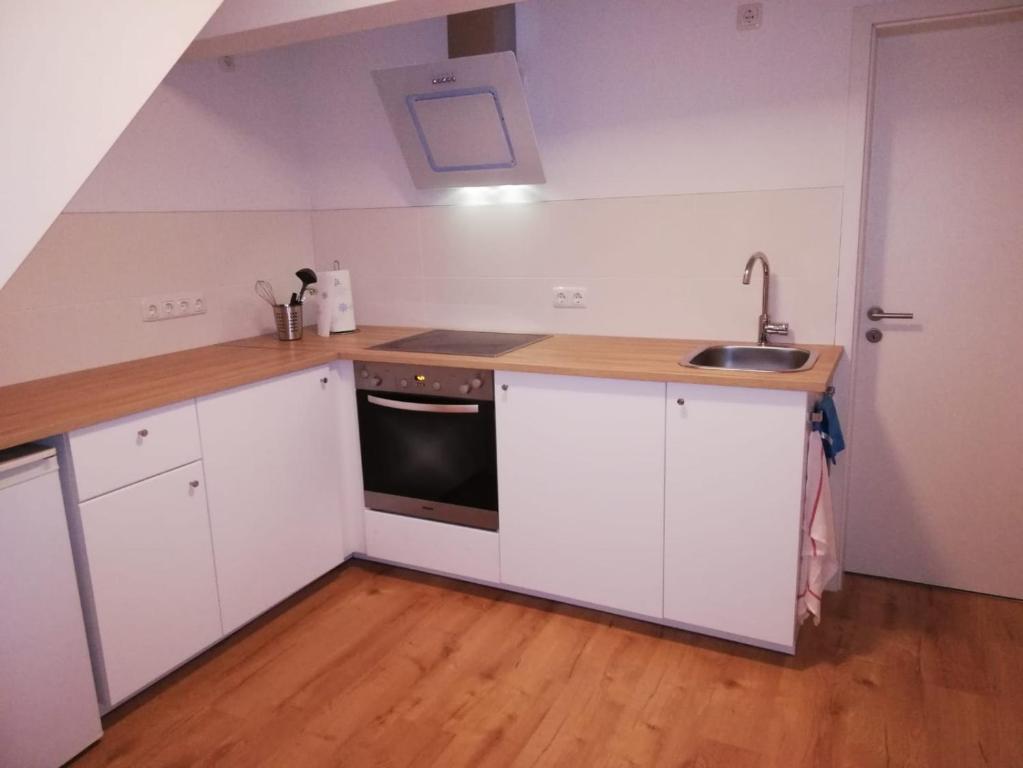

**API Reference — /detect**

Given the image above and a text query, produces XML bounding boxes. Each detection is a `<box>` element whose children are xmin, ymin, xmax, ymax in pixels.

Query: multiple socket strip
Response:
<box><xmin>141</xmin><ymin>293</ymin><xmax>207</xmax><ymax>322</ymax></box>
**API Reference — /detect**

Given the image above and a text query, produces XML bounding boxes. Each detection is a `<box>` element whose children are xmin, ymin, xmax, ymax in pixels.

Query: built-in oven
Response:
<box><xmin>355</xmin><ymin>361</ymin><xmax>498</xmax><ymax>531</ymax></box>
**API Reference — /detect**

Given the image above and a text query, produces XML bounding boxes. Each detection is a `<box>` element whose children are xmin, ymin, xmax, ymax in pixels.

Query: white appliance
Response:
<box><xmin>316</xmin><ymin>267</ymin><xmax>357</xmax><ymax>335</ymax></box>
<box><xmin>0</xmin><ymin>444</ymin><xmax>102</xmax><ymax>767</ymax></box>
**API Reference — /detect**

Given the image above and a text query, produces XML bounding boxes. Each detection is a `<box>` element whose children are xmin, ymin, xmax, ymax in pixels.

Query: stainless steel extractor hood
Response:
<box><xmin>371</xmin><ymin>8</ymin><xmax>544</xmax><ymax>190</ymax></box>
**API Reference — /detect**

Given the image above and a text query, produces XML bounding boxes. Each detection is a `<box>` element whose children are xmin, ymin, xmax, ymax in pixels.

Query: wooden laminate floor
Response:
<box><xmin>70</xmin><ymin>562</ymin><xmax>1023</xmax><ymax>768</ymax></box>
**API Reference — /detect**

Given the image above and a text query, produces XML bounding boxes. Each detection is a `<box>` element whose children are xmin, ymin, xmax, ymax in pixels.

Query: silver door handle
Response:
<box><xmin>867</xmin><ymin>306</ymin><xmax>914</xmax><ymax>321</ymax></box>
<box><xmin>367</xmin><ymin>395</ymin><xmax>479</xmax><ymax>414</ymax></box>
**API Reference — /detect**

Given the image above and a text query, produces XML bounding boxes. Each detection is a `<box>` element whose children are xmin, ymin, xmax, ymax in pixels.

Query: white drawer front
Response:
<box><xmin>70</xmin><ymin>400</ymin><xmax>201</xmax><ymax>500</ymax></box>
<box><xmin>364</xmin><ymin>510</ymin><xmax>500</xmax><ymax>584</ymax></box>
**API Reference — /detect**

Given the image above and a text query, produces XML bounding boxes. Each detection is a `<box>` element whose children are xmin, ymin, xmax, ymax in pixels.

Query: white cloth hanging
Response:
<box><xmin>797</xmin><ymin>430</ymin><xmax>839</xmax><ymax>626</ymax></box>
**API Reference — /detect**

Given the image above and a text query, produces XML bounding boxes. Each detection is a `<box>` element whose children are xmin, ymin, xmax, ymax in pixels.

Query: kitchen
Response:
<box><xmin>1</xmin><ymin>0</ymin><xmax>1021</xmax><ymax>766</ymax></box>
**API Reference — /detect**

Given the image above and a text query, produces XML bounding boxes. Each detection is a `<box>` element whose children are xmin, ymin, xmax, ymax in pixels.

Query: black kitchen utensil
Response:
<box><xmin>295</xmin><ymin>268</ymin><xmax>318</xmax><ymax>303</ymax></box>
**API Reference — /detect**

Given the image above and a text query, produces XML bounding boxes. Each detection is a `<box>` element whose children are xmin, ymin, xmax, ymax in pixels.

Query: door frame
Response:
<box><xmin>834</xmin><ymin>0</ymin><xmax>1023</xmax><ymax>569</ymax></box>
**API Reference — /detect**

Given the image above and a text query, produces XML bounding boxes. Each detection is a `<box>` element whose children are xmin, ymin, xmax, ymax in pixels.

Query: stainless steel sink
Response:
<box><xmin>681</xmin><ymin>344</ymin><xmax>818</xmax><ymax>373</ymax></box>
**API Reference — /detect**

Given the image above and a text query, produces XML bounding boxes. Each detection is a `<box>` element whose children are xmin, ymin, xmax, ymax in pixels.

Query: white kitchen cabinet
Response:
<box><xmin>495</xmin><ymin>371</ymin><xmax>666</xmax><ymax>618</ymax></box>
<box><xmin>197</xmin><ymin>365</ymin><xmax>346</xmax><ymax>633</ymax></box>
<box><xmin>69</xmin><ymin>400</ymin><xmax>202</xmax><ymax>501</ymax></box>
<box><xmin>78</xmin><ymin>461</ymin><xmax>222</xmax><ymax>707</ymax></box>
<box><xmin>663</xmin><ymin>383</ymin><xmax>809</xmax><ymax>651</ymax></box>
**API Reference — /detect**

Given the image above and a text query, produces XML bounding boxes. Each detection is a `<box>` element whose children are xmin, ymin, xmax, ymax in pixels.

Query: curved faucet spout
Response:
<box><xmin>741</xmin><ymin>252</ymin><xmax>788</xmax><ymax>345</ymax></box>
<box><xmin>743</xmin><ymin>252</ymin><xmax>768</xmax><ymax>285</ymax></box>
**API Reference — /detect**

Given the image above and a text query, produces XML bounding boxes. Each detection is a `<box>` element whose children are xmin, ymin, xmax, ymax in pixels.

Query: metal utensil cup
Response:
<box><xmin>272</xmin><ymin>304</ymin><xmax>303</xmax><ymax>341</ymax></box>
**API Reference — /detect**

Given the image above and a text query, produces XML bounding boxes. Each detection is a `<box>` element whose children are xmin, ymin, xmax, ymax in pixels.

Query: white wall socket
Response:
<box><xmin>141</xmin><ymin>293</ymin><xmax>208</xmax><ymax>322</ymax></box>
<box><xmin>737</xmin><ymin>3</ymin><xmax>762</xmax><ymax>30</ymax></box>
<box><xmin>553</xmin><ymin>286</ymin><xmax>587</xmax><ymax>309</ymax></box>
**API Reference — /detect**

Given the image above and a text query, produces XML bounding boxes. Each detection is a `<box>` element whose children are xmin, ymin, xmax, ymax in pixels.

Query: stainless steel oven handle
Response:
<box><xmin>366</xmin><ymin>395</ymin><xmax>480</xmax><ymax>414</ymax></box>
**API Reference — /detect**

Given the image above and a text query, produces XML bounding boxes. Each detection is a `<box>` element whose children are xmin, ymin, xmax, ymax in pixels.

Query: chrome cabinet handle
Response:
<box><xmin>137</xmin><ymin>429</ymin><xmax>149</xmax><ymax>438</ymax></box>
<box><xmin>367</xmin><ymin>395</ymin><xmax>479</xmax><ymax>414</ymax></box>
<box><xmin>320</xmin><ymin>377</ymin><xmax>328</xmax><ymax>384</ymax></box>
<box><xmin>677</xmin><ymin>398</ymin><xmax>685</xmax><ymax>406</ymax></box>
<box><xmin>189</xmin><ymin>480</ymin><xmax>200</xmax><ymax>489</ymax></box>
<box><xmin>501</xmin><ymin>384</ymin><xmax>509</xmax><ymax>391</ymax></box>
<box><xmin>867</xmin><ymin>306</ymin><xmax>914</xmax><ymax>321</ymax></box>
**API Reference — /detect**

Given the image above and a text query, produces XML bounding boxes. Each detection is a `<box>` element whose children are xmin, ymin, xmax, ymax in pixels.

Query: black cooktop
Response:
<box><xmin>370</xmin><ymin>329</ymin><xmax>550</xmax><ymax>357</ymax></box>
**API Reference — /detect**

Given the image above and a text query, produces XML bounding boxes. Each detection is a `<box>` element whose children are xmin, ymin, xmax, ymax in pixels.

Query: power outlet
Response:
<box><xmin>141</xmin><ymin>293</ymin><xmax>208</xmax><ymax>322</ymax></box>
<box><xmin>553</xmin><ymin>286</ymin><xmax>587</xmax><ymax>309</ymax></box>
<box><xmin>737</xmin><ymin>3</ymin><xmax>762</xmax><ymax>31</ymax></box>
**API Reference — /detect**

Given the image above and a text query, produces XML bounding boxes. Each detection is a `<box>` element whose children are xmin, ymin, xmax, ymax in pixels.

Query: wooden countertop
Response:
<box><xmin>226</xmin><ymin>326</ymin><xmax>842</xmax><ymax>391</ymax></box>
<box><xmin>0</xmin><ymin>326</ymin><xmax>841</xmax><ymax>450</ymax></box>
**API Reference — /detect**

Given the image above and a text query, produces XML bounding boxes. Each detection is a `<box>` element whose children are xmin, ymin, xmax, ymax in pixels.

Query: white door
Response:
<box><xmin>664</xmin><ymin>384</ymin><xmax>808</xmax><ymax>651</ymax></box>
<box><xmin>79</xmin><ymin>461</ymin><xmax>222</xmax><ymax>706</ymax></box>
<box><xmin>197</xmin><ymin>365</ymin><xmax>345</xmax><ymax>633</ymax></box>
<box><xmin>496</xmin><ymin>371</ymin><xmax>666</xmax><ymax>618</ymax></box>
<box><xmin>846</xmin><ymin>14</ymin><xmax>1023</xmax><ymax>598</ymax></box>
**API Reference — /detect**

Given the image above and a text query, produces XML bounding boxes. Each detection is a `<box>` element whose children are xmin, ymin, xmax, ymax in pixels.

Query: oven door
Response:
<box><xmin>356</xmin><ymin>391</ymin><xmax>498</xmax><ymax>530</ymax></box>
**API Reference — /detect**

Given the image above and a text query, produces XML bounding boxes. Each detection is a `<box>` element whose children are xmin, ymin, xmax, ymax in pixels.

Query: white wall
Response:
<box><xmin>296</xmin><ymin>19</ymin><xmax>448</xmax><ymax>208</ymax></box>
<box><xmin>298</xmin><ymin>0</ymin><xmax>859</xmax><ymax>208</ymax></box>
<box><xmin>297</xmin><ymin>0</ymin><xmax>858</xmax><ymax>342</ymax></box>
<box><xmin>67</xmin><ymin>51</ymin><xmax>311</xmax><ymax>213</ymax></box>
<box><xmin>0</xmin><ymin>0</ymin><xmax>222</xmax><ymax>290</ymax></box>
<box><xmin>2</xmin><ymin>0</ymin><xmax>869</xmax><ymax>384</ymax></box>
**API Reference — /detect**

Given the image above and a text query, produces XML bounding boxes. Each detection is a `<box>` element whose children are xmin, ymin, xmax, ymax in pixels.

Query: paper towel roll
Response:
<box><xmin>316</xmin><ymin>269</ymin><xmax>356</xmax><ymax>334</ymax></box>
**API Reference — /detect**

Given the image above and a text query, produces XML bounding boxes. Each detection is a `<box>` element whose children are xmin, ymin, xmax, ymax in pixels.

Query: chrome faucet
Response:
<box><xmin>742</xmin><ymin>252</ymin><xmax>789</xmax><ymax>345</ymax></box>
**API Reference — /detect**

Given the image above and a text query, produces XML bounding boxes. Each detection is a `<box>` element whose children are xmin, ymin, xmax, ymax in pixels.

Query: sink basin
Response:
<box><xmin>682</xmin><ymin>344</ymin><xmax>818</xmax><ymax>373</ymax></box>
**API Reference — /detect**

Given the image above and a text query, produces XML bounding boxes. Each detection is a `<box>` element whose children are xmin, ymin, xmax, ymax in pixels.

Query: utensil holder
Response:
<box><xmin>273</xmin><ymin>304</ymin><xmax>304</xmax><ymax>341</ymax></box>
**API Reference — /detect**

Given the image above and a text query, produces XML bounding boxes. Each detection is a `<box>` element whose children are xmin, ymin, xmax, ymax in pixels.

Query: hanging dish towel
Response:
<box><xmin>814</xmin><ymin>392</ymin><xmax>845</xmax><ymax>466</ymax></box>
<box><xmin>797</xmin><ymin>430</ymin><xmax>839</xmax><ymax>626</ymax></box>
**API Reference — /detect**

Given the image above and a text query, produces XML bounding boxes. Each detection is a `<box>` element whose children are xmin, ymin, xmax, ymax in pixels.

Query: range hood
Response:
<box><xmin>371</xmin><ymin>7</ymin><xmax>544</xmax><ymax>189</ymax></box>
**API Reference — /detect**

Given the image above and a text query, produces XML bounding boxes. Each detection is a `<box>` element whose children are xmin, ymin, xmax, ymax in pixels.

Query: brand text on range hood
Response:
<box><xmin>371</xmin><ymin>7</ymin><xmax>544</xmax><ymax>190</ymax></box>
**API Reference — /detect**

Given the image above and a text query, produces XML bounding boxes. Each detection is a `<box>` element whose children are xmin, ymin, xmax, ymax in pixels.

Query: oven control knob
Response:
<box><xmin>399</xmin><ymin>379</ymin><xmax>408</xmax><ymax>387</ymax></box>
<box><xmin>432</xmin><ymin>381</ymin><xmax>442</xmax><ymax>391</ymax></box>
<box><xmin>459</xmin><ymin>383</ymin><xmax>471</xmax><ymax>395</ymax></box>
<box><xmin>370</xmin><ymin>376</ymin><xmax>382</xmax><ymax>387</ymax></box>
<box><xmin>470</xmin><ymin>377</ymin><xmax>483</xmax><ymax>390</ymax></box>
<box><xmin>360</xmin><ymin>369</ymin><xmax>369</xmax><ymax>379</ymax></box>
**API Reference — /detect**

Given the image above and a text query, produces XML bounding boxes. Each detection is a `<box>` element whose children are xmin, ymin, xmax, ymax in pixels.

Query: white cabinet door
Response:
<box><xmin>664</xmin><ymin>383</ymin><xmax>808</xmax><ymax>651</ymax></box>
<box><xmin>197</xmin><ymin>365</ymin><xmax>345</xmax><ymax>633</ymax></box>
<box><xmin>79</xmin><ymin>461</ymin><xmax>222</xmax><ymax>706</ymax></box>
<box><xmin>496</xmin><ymin>371</ymin><xmax>666</xmax><ymax>618</ymax></box>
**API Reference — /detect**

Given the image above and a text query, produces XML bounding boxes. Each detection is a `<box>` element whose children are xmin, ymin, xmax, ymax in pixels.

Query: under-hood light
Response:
<box><xmin>452</xmin><ymin>185</ymin><xmax>541</xmax><ymax>206</ymax></box>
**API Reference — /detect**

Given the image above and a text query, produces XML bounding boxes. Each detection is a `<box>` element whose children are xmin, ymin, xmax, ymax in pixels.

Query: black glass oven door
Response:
<box><xmin>357</xmin><ymin>391</ymin><xmax>498</xmax><ymax>529</ymax></box>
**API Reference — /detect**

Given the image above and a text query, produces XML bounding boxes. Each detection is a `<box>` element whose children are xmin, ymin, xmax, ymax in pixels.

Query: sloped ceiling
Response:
<box><xmin>0</xmin><ymin>1</ymin><xmax>224</xmax><ymax>291</ymax></box>
<box><xmin>185</xmin><ymin>0</ymin><xmax>518</xmax><ymax>59</ymax></box>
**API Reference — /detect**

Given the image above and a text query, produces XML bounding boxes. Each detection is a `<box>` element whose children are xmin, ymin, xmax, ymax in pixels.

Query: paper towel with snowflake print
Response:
<box><xmin>317</xmin><ymin>269</ymin><xmax>357</xmax><ymax>335</ymax></box>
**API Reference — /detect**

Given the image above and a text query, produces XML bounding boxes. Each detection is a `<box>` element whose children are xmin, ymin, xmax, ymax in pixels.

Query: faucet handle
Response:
<box><xmin>764</xmin><ymin>322</ymin><xmax>789</xmax><ymax>337</ymax></box>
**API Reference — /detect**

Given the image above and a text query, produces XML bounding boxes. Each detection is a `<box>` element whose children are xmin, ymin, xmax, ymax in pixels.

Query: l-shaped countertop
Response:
<box><xmin>0</xmin><ymin>326</ymin><xmax>842</xmax><ymax>451</ymax></box>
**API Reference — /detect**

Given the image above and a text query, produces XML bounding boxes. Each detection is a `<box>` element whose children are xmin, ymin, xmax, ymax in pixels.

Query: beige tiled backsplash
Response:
<box><xmin>0</xmin><ymin>211</ymin><xmax>315</xmax><ymax>385</ymax></box>
<box><xmin>1</xmin><ymin>188</ymin><xmax>842</xmax><ymax>386</ymax></box>
<box><xmin>313</xmin><ymin>187</ymin><xmax>843</xmax><ymax>344</ymax></box>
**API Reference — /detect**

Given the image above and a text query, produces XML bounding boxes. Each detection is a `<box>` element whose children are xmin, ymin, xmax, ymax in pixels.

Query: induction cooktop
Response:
<box><xmin>370</xmin><ymin>329</ymin><xmax>550</xmax><ymax>357</ymax></box>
